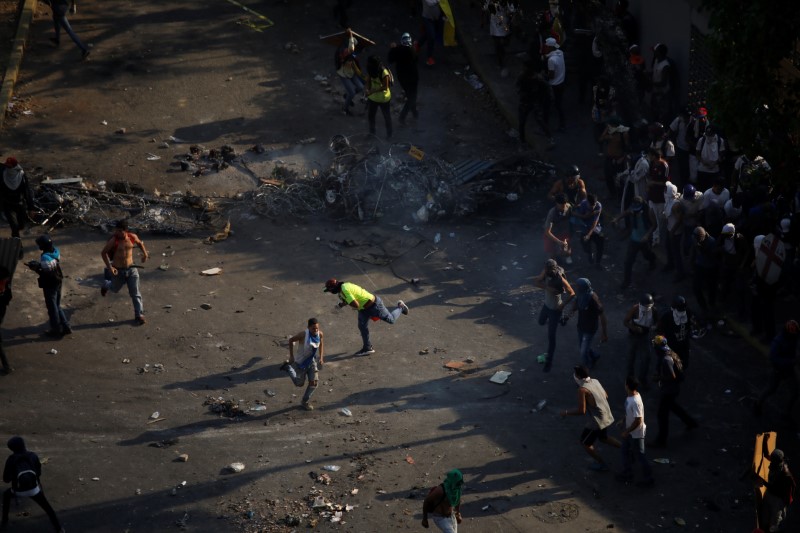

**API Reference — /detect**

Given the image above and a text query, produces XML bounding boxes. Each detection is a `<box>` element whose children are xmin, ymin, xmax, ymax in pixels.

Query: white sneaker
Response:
<box><xmin>397</xmin><ymin>300</ymin><xmax>409</xmax><ymax>315</ymax></box>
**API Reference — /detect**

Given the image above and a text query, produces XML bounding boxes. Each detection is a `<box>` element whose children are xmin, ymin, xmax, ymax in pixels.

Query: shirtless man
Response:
<box><xmin>422</xmin><ymin>469</ymin><xmax>463</xmax><ymax>532</ymax></box>
<box><xmin>100</xmin><ymin>220</ymin><xmax>149</xmax><ymax>324</ymax></box>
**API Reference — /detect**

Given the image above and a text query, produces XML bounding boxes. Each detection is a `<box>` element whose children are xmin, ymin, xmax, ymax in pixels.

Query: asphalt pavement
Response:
<box><xmin>0</xmin><ymin>1</ymin><xmax>797</xmax><ymax>532</ymax></box>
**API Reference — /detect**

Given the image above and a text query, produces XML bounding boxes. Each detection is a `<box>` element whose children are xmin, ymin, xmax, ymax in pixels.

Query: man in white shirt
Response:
<box><xmin>616</xmin><ymin>376</ymin><xmax>654</xmax><ymax>486</ymax></box>
<box><xmin>545</xmin><ymin>37</ymin><xmax>566</xmax><ymax>132</ymax></box>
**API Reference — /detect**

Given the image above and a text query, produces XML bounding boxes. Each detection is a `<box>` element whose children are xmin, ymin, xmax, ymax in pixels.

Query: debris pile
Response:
<box><xmin>203</xmin><ymin>396</ymin><xmax>247</xmax><ymax>418</ymax></box>
<box><xmin>246</xmin><ymin>134</ymin><xmax>555</xmax><ymax>222</ymax></box>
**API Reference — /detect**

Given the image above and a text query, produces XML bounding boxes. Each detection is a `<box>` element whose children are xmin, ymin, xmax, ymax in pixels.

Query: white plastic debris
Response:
<box><xmin>200</xmin><ymin>267</ymin><xmax>223</xmax><ymax>276</ymax></box>
<box><xmin>340</xmin><ymin>407</ymin><xmax>352</xmax><ymax>417</ymax></box>
<box><xmin>149</xmin><ymin>411</ymin><xmax>160</xmax><ymax>420</ymax></box>
<box><xmin>227</xmin><ymin>462</ymin><xmax>245</xmax><ymax>473</ymax></box>
<box><xmin>489</xmin><ymin>371</ymin><xmax>511</xmax><ymax>384</ymax></box>
<box><xmin>322</xmin><ymin>465</ymin><xmax>341</xmax><ymax>472</ymax></box>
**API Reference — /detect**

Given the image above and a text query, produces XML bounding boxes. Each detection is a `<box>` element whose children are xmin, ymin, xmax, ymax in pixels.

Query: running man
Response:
<box><xmin>280</xmin><ymin>318</ymin><xmax>325</xmax><ymax>411</ymax></box>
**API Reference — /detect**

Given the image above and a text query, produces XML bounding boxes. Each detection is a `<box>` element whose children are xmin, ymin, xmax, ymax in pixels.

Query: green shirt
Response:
<box><xmin>340</xmin><ymin>282</ymin><xmax>374</xmax><ymax>310</ymax></box>
<box><xmin>368</xmin><ymin>68</ymin><xmax>391</xmax><ymax>103</ymax></box>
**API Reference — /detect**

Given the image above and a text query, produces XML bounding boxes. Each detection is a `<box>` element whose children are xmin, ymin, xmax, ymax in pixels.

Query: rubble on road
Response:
<box><xmin>203</xmin><ymin>396</ymin><xmax>248</xmax><ymax>418</ymax></box>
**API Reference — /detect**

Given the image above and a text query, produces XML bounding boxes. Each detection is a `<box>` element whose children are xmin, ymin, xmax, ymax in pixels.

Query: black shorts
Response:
<box><xmin>580</xmin><ymin>427</ymin><xmax>608</xmax><ymax>446</ymax></box>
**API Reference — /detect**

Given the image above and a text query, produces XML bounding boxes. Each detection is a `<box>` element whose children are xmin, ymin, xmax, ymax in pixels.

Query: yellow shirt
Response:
<box><xmin>368</xmin><ymin>68</ymin><xmax>391</xmax><ymax>103</ymax></box>
<box><xmin>340</xmin><ymin>282</ymin><xmax>374</xmax><ymax>310</ymax></box>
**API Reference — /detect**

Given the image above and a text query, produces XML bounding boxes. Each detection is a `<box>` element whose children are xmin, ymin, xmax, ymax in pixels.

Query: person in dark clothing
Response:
<box><xmin>566</xmin><ymin>278</ymin><xmax>608</xmax><ymax>369</ymax></box>
<box><xmin>517</xmin><ymin>59</ymin><xmax>553</xmax><ymax>146</ymax></box>
<box><xmin>656</xmin><ymin>295</ymin><xmax>694</xmax><ymax>370</ymax></box>
<box><xmin>2</xmin><ymin>436</ymin><xmax>64</xmax><ymax>532</ymax></box>
<box><xmin>0</xmin><ymin>157</ymin><xmax>36</xmax><ymax>258</ymax></box>
<box><xmin>0</xmin><ymin>266</ymin><xmax>13</xmax><ymax>374</ymax></box>
<box><xmin>689</xmin><ymin>226</ymin><xmax>719</xmax><ymax>321</ymax></box>
<box><xmin>613</xmin><ymin>196</ymin><xmax>656</xmax><ymax>291</ymax></box>
<box><xmin>614</xmin><ymin>0</ymin><xmax>638</xmax><ymax>45</ymax></box>
<box><xmin>333</xmin><ymin>0</ymin><xmax>352</xmax><ymax>28</ymax></box>
<box><xmin>26</xmin><ymin>235</ymin><xmax>71</xmax><ymax>337</ymax></box>
<box><xmin>754</xmin><ymin>320</ymin><xmax>799</xmax><ymax>416</ymax></box>
<box><xmin>46</xmin><ymin>0</ymin><xmax>89</xmax><ymax>59</ymax></box>
<box><xmin>387</xmin><ymin>33</ymin><xmax>419</xmax><ymax>125</ymax></box>
<box><xmin>650</xmin><ymin>336</ymin><xmax>697</xmax><ymax>448</ymax></box>
<box><xmin>762</xmin><ymin>449</ymin><xmax>796</xmax><ymax>532</ymax></box>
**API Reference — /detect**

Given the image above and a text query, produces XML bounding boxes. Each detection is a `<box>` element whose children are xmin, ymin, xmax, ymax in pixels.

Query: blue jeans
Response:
<box><xmin>538</xmin><ymin>305</ymin><xmax>562</xmax><ymax>368</ymax></box>
<box><xmin>43</xmin><ymin>283</ymin><xmax>69</xmax><ymax>332</ymax></box>
<box><xmin>620</xmin><ymin>435</ymin><xmax>653</xmax><ymax>481</ymax></box>
<box><xmin>52</xmin><ymin>5</ymin><xmax>88</xmax><ymax>53</ymax></box>
<box><xmin>419</xmin><ymin>17</ymin><xmax>438</xmax><ymax>59</ymax></box>
<box><xmin>577</xmin><ymin>330</ymin><xmax>598</xmax><ymax>368</ymax></box>
<box><xmin>287</xmin><ymin>359</ymin><xmax>319</xmax><ymax>404</ymax></box>
<box><xmin>357</xmin><ymin>296</ymin><xmax>402</xmax><ymax>350</ymax></box>
<box><xmin>339</xmin><ymin>75</ymin><xmax>364</xmax><ymax>110</ymax></box>
<box><xmin>106</xmin><ymin>267</ymin><xmax>144</xmax><ymax>318</ymax></box>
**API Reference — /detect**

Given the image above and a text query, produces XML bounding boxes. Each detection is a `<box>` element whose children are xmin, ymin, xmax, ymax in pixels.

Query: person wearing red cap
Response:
<box><xmin>0</xmin><ymin>157</ymin><xmax>36</xmax><ymax>258</ymax></box>
<box><xmin>324</xmin><ymin>279</ymin><xmax>408</xmax><ymax>356</ymax></box>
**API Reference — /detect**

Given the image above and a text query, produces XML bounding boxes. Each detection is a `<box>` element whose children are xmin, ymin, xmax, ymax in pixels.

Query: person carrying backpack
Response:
<box><xmin>649</xmin><ymin>335</ymin><xmax>697</xmax><ymax>448</ymax></box>
<box><xmin>1</xmin><ymin>436</ymin><xmax>65</xmax><ymax>532</ymax></box>
<box><xmin>25</xmin><ymin>234</ymin><xmax>71</xmax><ymax>337</ymax></box>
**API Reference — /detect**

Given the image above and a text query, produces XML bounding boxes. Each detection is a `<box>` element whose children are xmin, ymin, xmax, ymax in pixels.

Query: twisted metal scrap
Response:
<box><xmin>34</xmin><ymin>185</ymin><xmax>226</xmax><ymax>235</ymax></box>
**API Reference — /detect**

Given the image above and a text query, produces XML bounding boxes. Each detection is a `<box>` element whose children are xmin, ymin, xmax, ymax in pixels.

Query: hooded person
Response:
<box><xmin>657</xmin><ymin>295</ymin><xmax>693</xmax><ymax>369</ymax></box>
<box><xmin>0</xmin><ymin>157</ymin><xmax>36</xmax><ymax>255</ymax></box>
<box><xmin>763</xmin><ymin>448</ymin><xmax>796</xmax><ymax>532</ymax></box>
<box><xmin>663</xmin><ymin>181</ymin><xmax>685</xmax><ymax>276</ymax></box>
<box><xmin>650</xmin><ymin>336</ymin><xmax>697</xmax><ymax>448</ymax></box>
<box><xmin>387</xmin><ymin>31</ymin><xmax>419</xmax><ymax>125</ymax></box>
<box><xmin>567</xmin><ymin>278</ymin><xmax>608</xmax><ymax>368</ymax></box>
<box><xmin>2</xmin><ymin>436</ymin><xmax>64</xmax><ymax>532</ymax></box>
<box><xmin>623</xmin><ymin>293</ymin><xmax>656</xmax><ymax>389</ymax></box>
<box><xmin>422</xmin><ymin>468</ymin><xmax>463</xmax><ymax>532</ymax></box>
<box><xmin>26</xmin><ymin>234</ymin><xmax>71</xmax><ymax>337</ymax></box>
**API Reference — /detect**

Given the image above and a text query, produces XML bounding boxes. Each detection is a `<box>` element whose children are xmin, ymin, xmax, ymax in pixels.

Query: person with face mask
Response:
<box><xmin>656</xmin><ymin>295</ymin><xmax>694</xmax><ymax>370</ymax></box>
<box><xmin>560</xmin><ymin>365</ymin><xmax>620</xmax><ymax>472</ymax></box>
<box><xmin>25</xmin><ymin>234</ymin><xmax>71</xmax><ymax>337</ymax></box>
<box><xmin>0</xmin><ymin>158</ymin><xmax>36</xmax><ymax>259</ymax></box>
<box><xmin>649</xmin><ymin>336</ymin><xmax>697</xmax><ymax>449</ymax></box>
<box><xmin>565</xmin><ymin>278</ymin><xmax>608</xmax><ymax>368</ymax></box>
<box><xmin>623</xmin><ymin>293</ymin><xmax>656</xmax><ymax>390</ymax></box>
<box><xmin>422</xmin><ymin>469</ymin><xmax>464</xmax><ymax>532</ymax></box>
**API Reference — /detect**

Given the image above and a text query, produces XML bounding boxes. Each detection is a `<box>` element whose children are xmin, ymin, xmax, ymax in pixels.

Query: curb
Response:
<box><xmin>0</xmin><ymin>0</ymin><xmax>38</xmax><ymax>130</ymax></box>
<box><xmin>450</xmin><ymin>0</ymin><xmax>546</xmax><ymax>154</ymax></box>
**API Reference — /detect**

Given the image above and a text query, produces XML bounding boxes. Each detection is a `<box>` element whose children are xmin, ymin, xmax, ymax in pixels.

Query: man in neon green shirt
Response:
<box><xmin>324</xmin><ymin>278</ymin><xmax>409</xmax><ymax>355</ymax></box>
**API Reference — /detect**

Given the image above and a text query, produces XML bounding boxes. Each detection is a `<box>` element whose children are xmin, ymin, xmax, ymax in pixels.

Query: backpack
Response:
<box><xmin>15</xmin><ymin>456</ymin><xmax>39</xmax><ymax>492</ymax></box>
